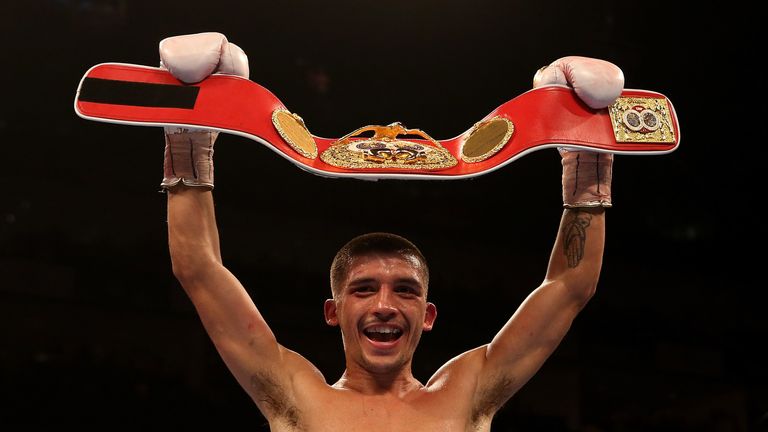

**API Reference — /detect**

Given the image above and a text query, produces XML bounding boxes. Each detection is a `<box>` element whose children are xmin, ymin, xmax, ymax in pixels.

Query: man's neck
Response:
<box><xmin>333</xmin><ymin>364</ymin><xmax>425</xmax><ymax>398</ymax></box>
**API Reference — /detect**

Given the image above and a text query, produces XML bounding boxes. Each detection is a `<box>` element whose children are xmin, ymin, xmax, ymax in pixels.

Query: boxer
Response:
<box><xmin>162</xmin><ymin>32</ymin><xmax>617</xmax><ymax>431</ymax></box>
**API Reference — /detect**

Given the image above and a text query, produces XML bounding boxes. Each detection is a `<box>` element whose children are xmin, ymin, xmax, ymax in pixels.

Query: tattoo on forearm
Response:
<box><xmin>563</xmin><ymin>210</ymin><xmax>592</xmax><ymax>268</ymax></box>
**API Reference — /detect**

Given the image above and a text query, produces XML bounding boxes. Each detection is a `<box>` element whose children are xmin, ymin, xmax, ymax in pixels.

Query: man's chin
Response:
<box><xmin>361</xmin><ymin>356</ymin><xmax>408</xmax><ymax>374</ymax></box>
<box><xmin>359</xmin><ymin>347</ymin><xmax>411</xmax><ymax>374</ymax></box>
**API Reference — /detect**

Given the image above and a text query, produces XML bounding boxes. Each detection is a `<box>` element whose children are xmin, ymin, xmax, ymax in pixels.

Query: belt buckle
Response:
<box><xmin>609</xmin><ymin>96</ymin><xmax>676</xmax><ymax>144</ymax></box>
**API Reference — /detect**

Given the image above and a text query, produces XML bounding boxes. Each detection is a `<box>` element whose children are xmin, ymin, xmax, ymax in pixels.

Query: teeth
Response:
<box><xmin>366</xmin><ymin>326</ymin><xmax>402</xmax><ymax>334</ymax></box>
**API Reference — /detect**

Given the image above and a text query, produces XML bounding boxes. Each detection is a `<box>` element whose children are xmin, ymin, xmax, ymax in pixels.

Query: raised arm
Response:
<box><xmin>166</xmin><ymin>183</ymin><xmax>285</xmax><ymax>393</ymax></box>
<box><xmin>437</xmin><ymin>57</ymin><xmax>623</xmax><ymax>415</ymax></box>
<box><xmin>469</xmin><ymin>151</ymin><xmax>612</xmax><ymax>410</ymax></box>
<box><xmin>159</xmin><ymin>33</ymin><xmax>322</xmax><ymax>421</ymax></box>
<box><xmin>480</xmin><ymin>204</ymin><xmax>606</xmax><ymax>388</ymax></box>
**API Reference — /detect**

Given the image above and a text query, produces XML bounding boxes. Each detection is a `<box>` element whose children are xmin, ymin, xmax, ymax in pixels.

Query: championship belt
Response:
<box><xmin>74</xmin><ymin>63</ymin><xmax>680</xmax><ymax>180</ymax></box>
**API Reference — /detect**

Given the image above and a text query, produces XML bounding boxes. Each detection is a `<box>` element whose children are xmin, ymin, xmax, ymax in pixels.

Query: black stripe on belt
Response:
<box><xmin>78</xmin><ymin>78</ymin><xmax>199</xmax><ymax>109</ymax></box>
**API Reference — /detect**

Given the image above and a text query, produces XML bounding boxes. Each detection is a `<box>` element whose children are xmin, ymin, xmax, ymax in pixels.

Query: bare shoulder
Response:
<box><xmin>281</xmin><ymin>346</ymin><xmax>327</xmax><ymax>381</ymax></box>
<box><xmin>427</xmin><ymin>344</ymin><xmax>517</xmax><ymax>424</ymax></box>
<box><xmin>426</xmin><ymin>345</ymin><xmax>488</xmax><ymax>390</ymax></box>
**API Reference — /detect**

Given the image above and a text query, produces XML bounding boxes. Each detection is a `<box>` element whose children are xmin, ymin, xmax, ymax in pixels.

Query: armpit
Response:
<box><xmin>471</xmin><ymin>373</ymin><xmax>517</xmax><ymax>424</ymax></box>
<box><xmin>250</xmin><ymin>370</ymin><xmax>303</xmax><ymax>429</ymax></box>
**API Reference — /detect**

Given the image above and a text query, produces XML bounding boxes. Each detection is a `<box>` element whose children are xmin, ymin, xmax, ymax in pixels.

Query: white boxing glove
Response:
<box><xmin>159</xmin><ymin>32</ymin><xmax>249</xmax><ymax>84</ymax></box>
<box><xmin>532</xmin><ymin>56</ymin><xmax>623</xmax><ymax>109</ymax></box>
<box><xmin>533</xmin><ymin>56</ymin><xmax>621</xmax><ymax>208</ymax></box>
<box><xmin>158</xmin><ymin>32</ymin><xmax>249</xmax><ymax>190</ymax></box>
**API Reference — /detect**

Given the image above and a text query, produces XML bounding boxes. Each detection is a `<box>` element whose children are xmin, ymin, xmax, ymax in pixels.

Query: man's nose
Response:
<box><xmin>372</xmin><ymin>290</ymin><xmax>397</xmax><ymax>320</ymax></box>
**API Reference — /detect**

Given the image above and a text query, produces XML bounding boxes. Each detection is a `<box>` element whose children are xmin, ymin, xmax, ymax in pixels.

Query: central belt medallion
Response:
<box><xmin>320</xmin><ymin>122</ymin><xmax>458</xmax><ymax>170</ymax></box>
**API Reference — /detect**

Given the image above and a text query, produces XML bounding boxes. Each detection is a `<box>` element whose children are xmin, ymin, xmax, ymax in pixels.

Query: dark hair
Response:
<box><xmin>330</xmin><ymin>232</ymin><xmax>429</xmax><ymax>298</ymax></box>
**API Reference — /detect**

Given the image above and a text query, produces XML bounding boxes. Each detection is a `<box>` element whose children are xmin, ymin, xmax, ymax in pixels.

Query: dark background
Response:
<box><xmin>1</xmin><ymin>0</ymin><xmax>763</xmax><ymax>430</ymax></box>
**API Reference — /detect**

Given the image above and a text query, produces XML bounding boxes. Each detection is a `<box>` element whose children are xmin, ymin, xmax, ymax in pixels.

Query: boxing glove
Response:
<box><xmin>158</xmin><ymin>32</ymin><xmax>249</xmax><ymax>190</ymax></box>
<box><xmin>159</xmin><ymin>32</ymin><xmax>249</xmax><ymax>83</ymax></box>
<box><xmin>533</xmin><ymin>56</ymin><xmax>623</xmax><ymax>109</ymax></box>
<box><xmin>533</xmin><ymin>56</ymin><xmax>621</xmax><ymax>207</ymax></box>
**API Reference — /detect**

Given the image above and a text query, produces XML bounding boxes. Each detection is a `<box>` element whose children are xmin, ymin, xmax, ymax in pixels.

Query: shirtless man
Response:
<box><xmin>160</xmin><ymin>33</ymin><xmax>621</xmax><ymax>431</ymax></box>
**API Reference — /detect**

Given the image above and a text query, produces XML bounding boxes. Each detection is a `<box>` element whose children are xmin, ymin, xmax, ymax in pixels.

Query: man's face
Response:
<box><xmin>324</xmin><ymin>253</ymin><xmax>437</xmax><ymax>375</ymax></box>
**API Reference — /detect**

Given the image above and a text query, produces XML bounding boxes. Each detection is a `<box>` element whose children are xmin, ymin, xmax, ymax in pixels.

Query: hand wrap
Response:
<box><xmin>160</xmin><ymin>128</ymin><xmax>218</xmax><ymax>190</ymax></box>
<box><xmin>560</xmin><ymin>148</ymin><xmax>613</xmax><ymax>208</ymax></box>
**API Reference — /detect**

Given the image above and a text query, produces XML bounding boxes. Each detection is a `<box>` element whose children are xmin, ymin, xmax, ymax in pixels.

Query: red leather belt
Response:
<box><xmin>74</xmin><ymin>63</ymin><xmax>680</xmax><ymax>180</ymax></box>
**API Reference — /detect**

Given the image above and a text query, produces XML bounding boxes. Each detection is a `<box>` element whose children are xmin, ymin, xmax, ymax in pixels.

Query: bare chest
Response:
<box><xmin>269</xmin><ymin>389</ymin><xmax>490</xmax><ymax>432</ymax></box>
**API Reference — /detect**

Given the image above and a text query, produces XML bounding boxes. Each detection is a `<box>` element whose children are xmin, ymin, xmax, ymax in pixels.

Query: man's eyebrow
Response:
<box><xmin>347</xmin><ymin>278</ymin><xmax>376</xmax><ymax>286</ymax></box>
<box><xmin>393</xmin><ymin>277</ymin><xmax>422</xmax><ymax>286</ymax></box>
<box><xmin>393</xmin><ymin>278</ymin><xmax>425</xmax><ymax>293</ymax></box>
<box><xmin>346</xmin><ymin>277</ymin><xmax>423</xmax><ymax>287</ymax></box>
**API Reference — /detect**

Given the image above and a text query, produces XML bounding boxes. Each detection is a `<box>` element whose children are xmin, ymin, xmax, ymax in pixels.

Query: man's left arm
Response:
<box><xmin>478</xmin><ymin>206</ymin><xmax>605</xmax><ymax>399</ymax></box>
<box><xmin>469</xmin><ymin>56</ymin><xmax>623</xmax><ymax>406</ymax></box>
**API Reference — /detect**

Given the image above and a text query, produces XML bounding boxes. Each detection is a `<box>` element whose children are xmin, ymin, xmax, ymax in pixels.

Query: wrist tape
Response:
<box><xmin>161</xmin><ymin>127</ymin><xmax>217</xmax><ymax>190</ymax></box>
<box><xmin>561</xmin><ymin>149</ymin><xmax>613</xmax><ymax>208</ymax></box>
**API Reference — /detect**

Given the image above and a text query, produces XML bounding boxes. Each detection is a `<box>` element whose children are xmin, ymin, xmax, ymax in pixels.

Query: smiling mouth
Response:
<box><xmin>363</xmin><ymin>326</ymin><xmax>404</xmax><ymax>343</ymax></box>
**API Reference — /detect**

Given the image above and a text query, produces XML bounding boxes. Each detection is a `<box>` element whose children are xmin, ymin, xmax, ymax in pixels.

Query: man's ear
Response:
<box><xmin>324</xmin><ymin>299</ymin><xmax>339</xmax><ymax>326</ymax></box>
<box><xmin>423</xmin><ymin>302</ymin><xmax>437</xmax><ymax>331</ymax></box>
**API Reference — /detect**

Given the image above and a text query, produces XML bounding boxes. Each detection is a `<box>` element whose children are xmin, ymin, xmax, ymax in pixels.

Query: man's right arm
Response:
<box><xmin>167</xmin><ymin>186</ymin><xmax>297</xmax><ymax>390</ymax></box>
<box><xmin>167</xmin><ymin>186</ymin><xmax>281</xmax><ymax>370</ymax></box>
<box><xmin>159</xmin><ymin>33</ymin><xmax>324</xmax><ymax>421</ymax></box>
